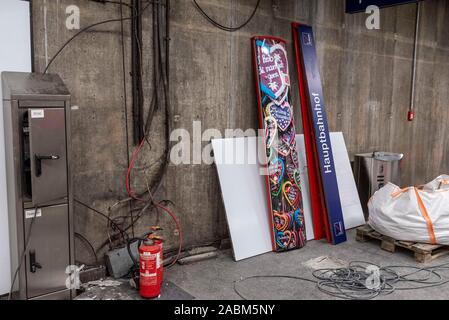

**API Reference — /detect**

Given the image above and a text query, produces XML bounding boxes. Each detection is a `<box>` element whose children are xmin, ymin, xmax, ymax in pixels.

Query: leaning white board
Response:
<box><xmin>0</xmin><ymin>0</ymin><xmax>32</xmax><ymax>295</ymax></box>
<box><xmin>296</xmin><ymin>133</ymin><xmax>366</xmax><ymax>239</ymax></box>
<box><xmin>212</xmin><ymin>132</ymin><xmax>365</xmax><ymax>261</ymax></box>
<box><xmin>327</xmin><ymin>133</ymin><xmax>366</xmax><ymax>231</ymax></box>
<box><xmin>212</xmin><ymin>137</ymin><xmax>273</xmax><ymax>261</ymax></box>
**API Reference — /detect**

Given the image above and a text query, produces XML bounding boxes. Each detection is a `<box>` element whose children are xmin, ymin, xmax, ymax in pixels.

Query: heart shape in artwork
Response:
<box><xmin>285</xmin><ymin>161</ymin><xmax>298</xmax><ymax>181</ymax></box>
<box><xmin>271</xmin><ymin>183</ymin><xmax>282</xmax><ymax>197</ymax></box>
<box><xmin>290</xmin><ymin>150</ymin><xmax>299</xmax><ymax>168</ymax></box>
<box><xmin>276</xmin><ymin>230</ymin><xmax>292</xmax><ymax>250</ymax></box>
<box><xmin>275</xmin><ymin>140</ymin><xmax>291</xmax><ymax>157</ymax></box>
<box><xmin>288</xmin><ymin>230</ymin><xmax>298</xmax><ymax>248</ymax></box>
<box><xmin>293</xmin><ymin>170</ymin><xmax>301</xmax><ymax>189</ymax></box>
<box><xmin>274</xmin><ymin>211</ymin><xmax>291</xmax><ymax>232</ymax></box>
<box><xmin>264</xmin><ymin>116</ymin><xmax>278</xmax><ymax>148</ymax></box>
<box><xmin>283</xmin><ymin>181</ymin><xmax>301</xmax><ymax>208</ymax></box>
<box><xmin>269</xmin><ymin>157</ymin><xmax>284</xmax><ymax>185</ymax></box>
<box><xmin>256</xmin><ymin>41</ymin><xmax>290</xmax><ymax>101</ymax></box>
<box><xmin>271</xmin><ymin>88</ymin><xmax>289</xmax><ymax>106</ymax></box>
<box><xmin>267</xmin><ymin>102</ymin><xmax>292</xmax><ymax>132</ymax></box>
<box><xmin>293</xmin><ymin>209</ymin><xmax>304</xmax><ymax>228</ymax></box>
<box><xmin>280</xmin><ymin>124</ymin><xmax>295</xmax><ymax>147</ymax></box>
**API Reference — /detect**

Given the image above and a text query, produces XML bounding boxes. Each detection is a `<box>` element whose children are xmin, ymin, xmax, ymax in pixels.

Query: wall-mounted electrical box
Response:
<box><xmin>2</xmin><ymin>72</ymin><xmax>74</xmax><ymax>300</ymax></box>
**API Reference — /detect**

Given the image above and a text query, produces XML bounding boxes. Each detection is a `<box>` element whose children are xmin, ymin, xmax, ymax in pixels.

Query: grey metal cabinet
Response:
<box><xmin>2</xmin><ymin>72</ymin><xmax>74</xmax><ymax>300</ymax></box>
<box><xmin>353</xmin><ymin>152</ymin><xmax>403</xmax><ymax>219</ymax></box>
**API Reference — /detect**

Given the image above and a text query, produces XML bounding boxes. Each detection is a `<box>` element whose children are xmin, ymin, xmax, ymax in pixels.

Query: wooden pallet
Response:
<box><xmin>356</xmin><ymin>224</ymin><xmax>449</xmax><ymax>263</ymax></box>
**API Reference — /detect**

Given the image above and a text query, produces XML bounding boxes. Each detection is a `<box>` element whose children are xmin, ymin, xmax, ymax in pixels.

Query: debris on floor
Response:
<box><xmin>302</xmin><ymin>256</ymin><xmax>348</xmax><ymax>270</ymax></box>
<box><xmin>76</xmin><ymin>280</ymin><xmax>195</xmax><ymax>301</ymax></box>
<box><xmin>83</xmin><ymin>279</ymin><xmax>122</xmax><ymax>288</ymax></box>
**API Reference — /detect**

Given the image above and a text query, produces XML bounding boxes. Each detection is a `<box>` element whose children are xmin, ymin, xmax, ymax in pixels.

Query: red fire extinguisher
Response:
<box><xmin>150</xmin><ymin>234</ymin><xmax>164</xmax><ymax>285</ymax></box>
<box><xmin>139</xmin><ymin>237</ymin><xmax>162</xmax><ymax>299</ymax></box>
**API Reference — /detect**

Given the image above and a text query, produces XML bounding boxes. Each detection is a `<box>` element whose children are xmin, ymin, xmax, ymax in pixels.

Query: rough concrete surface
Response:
<box><xmin>74</xmin><ymin>229</ymin><xmax>449</xmax><ymax>300</ymax></box>
<box><xmin>29</xmin><ymin>0</ymin><xmax>449</xmax><ymax>262</ymax></box>
<box><xmin>164</xmin><ymin>229</ymin><xmax>449</xmax><ymax>300</ymax></box>
<box><xmin>76</xmin><ymin>280</ymin><xmax>195</xmax><ymax>300</ymax></box>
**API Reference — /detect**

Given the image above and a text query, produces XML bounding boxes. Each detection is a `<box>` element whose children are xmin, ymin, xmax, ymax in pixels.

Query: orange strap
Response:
<box><xmin>391</xmin><ymin>187</ymin><xmax>411</xmax><ymax>198</ymax></box>
<box><xmin>414</xmin><ymin>187</ymin><xmax>437</xmax><ymax>245</ymax></box>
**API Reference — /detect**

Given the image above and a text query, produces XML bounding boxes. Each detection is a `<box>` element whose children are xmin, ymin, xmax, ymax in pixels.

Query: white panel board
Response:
<box><xmin>329</xmin><ymin>133</ymin><xmax>366</xmax><ymax>230</ymax></box>
<box><xmin>0</xmin><ymin>0</ymin><xmax>32</xmax><ymax>295</ymax></box>
<box><xmin>212</xmin><ymin>137</ymin><xmax>272</xmax><ymax>261</ymax></box>
<box><xmin>213</xmin><ymin>132</ymin><xmax>365</xmax><ymax>261</ymax></box>
<box><xmin>296</xmin><ymin>133</ymin><xmax>366</xmax><ymax>238</ymax></box>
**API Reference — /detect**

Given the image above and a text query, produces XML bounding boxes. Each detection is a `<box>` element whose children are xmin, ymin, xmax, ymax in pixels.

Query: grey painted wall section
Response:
<box><xmin>30</xmin><ymin>0</ymin><xmax>449</xmax><ymax>263</ymax></box>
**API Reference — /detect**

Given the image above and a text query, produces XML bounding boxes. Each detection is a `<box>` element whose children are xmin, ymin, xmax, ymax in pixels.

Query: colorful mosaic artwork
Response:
<box><xmin>252</xmin><ymin>36</ymin><xmax>307</xmax><ymax>252</ymax></box>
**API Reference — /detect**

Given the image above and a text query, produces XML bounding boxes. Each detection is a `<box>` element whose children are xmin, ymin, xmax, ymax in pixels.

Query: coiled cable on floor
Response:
<box><xmin>234</xmin><ymin>261</ymin><xmax>449</xmax><ymax>300</ymax></box>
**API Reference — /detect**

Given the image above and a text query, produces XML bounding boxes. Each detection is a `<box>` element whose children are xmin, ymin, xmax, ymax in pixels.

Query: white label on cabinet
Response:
<box><xmin>30</xmin><ymin>109</ymin><xmax>44</xmax><ymax>118</ymax></box>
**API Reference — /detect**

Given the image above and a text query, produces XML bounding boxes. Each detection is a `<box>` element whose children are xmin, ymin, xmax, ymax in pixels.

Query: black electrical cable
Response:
<box><xmin>119</xmin><ymin>0</ymin><xmax>130</xmax><ymax>167</ymax></box>
<box><xmin>152</xmin><ymin>0</ymin><xmax>171</xmax><ymax>194</ymax></box>
<box><xmin>120</xmin><ymin>0</ymin><xmax>171</xmax><ymax>203</ymax></box>
<box><xmin>108</xmin><ymin>0</ymin><xmax>171</xmax><ymax>207</ymax></box>
<box><xmin>95</xmin><ymin>198</ymin><xmax>175</xmax><ymax>253</ymax></box>
<box><xmin>74</xmin><ymin>198</ymin><xmax>129</xmax><ymax>242</ymax></box>
<box><xmin>131</xmin><ymin>0</ymin><xmax>145</xmax><ymax>144</ymax></box>
<box><xmin>119</xmin><ymin>0</ymin><xmax>135</xmax><ymax>238</ymax></box>
<box><xmin>146</xmin><ymin>0</ymin><xmax>160</xmax><ymax>133</ymax></box>
<box><xmin>36</xmin><ymin>0</ymin><xmax>174</xmax><ymax>254</ymax></box>
<box><xmin>234</xmin><ymin>275</ymin><xmax>317</xmax><ymax>300</ymax></box>
<box><xmin>128</xmin><ymin>0</ymin><xmax>145</xmax><ymax>237</ymax></box>
<box><xmin>43</xmin><ymin>1</ymin><xmax>152</xmax><ymax>74</ymax></box>
<box><xmin>165</xmin><ymin>0</ymin><xmax>170</xmax><ymax>88</ymax></box>
<box><xmin>95</xmin><ymin>199</ymin><xmax>154</xmax><ymax>253</ymax></box>
<box><xmin>74</xmin><ymin>232</ymin><xmax>99</xmax><ymax>263</ymax></box>
<box><xmin>8</xmin><ymin>206</ymin><xmax>39</xmax><ymax>300</ymax></box>
<box><xmin>44</xmin><ymin>0</ymin><xmax>173</xmax><ymax>252</ymax></box>
<box><xmin>117</xmin><ymin>0</ymin><xmax>172</xmax><ymax>209</ymax></box>
<box><xmin>192</xmin><ymin>0</ymin><xmax>261</xmax><ymax>32</ymax></box>
<box><xmin>234</xmin><ymin>261</ymin><xmax>449</xmax><ymax>300</ymax></box>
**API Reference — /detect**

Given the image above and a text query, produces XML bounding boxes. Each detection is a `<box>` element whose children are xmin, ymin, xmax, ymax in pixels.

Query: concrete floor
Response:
<box><xmin>75</xmin><ymin>229</ymin><xmax>449</xmax><ymax>300</ymax></box>
<box><xmin>164</xmin><ymin>229</ymin><xmax>449</xmax><ymax>300</ymax></box>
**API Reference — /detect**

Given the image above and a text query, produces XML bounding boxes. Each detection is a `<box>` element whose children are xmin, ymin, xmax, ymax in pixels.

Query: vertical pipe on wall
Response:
<box><xmin>408</xmin><ymin>2</ymin><xmax>421</xmax><ymax>122</ymax></box>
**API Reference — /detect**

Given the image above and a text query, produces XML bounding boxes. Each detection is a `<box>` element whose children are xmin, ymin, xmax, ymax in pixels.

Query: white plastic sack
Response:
<box><xmin>368</xmin><ymin>175</ymin><xmax>449</xmax><ymax>245</ymax></box>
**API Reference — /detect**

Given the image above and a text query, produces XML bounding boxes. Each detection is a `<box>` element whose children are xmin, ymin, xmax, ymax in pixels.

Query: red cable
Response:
<box><xmin>125</xmin><ymin>138</ymin><xmax>183</xmax><ymax>266</ymax></box>
<box><xmin>154</xmin><ymin>203</ymin><xmax>183</xmax><ymax>267</ymax></box>
<box><xmin>126</xmin><ymin>138</ymin><xmax>146</xmax><ymax>201</ymax></box>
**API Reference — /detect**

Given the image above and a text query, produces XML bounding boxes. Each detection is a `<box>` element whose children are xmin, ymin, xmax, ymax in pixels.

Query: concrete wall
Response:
<box><xmin>30</xmin><ymin>0</ymin><xmax>449</xmax><ymax>263</ymax></box>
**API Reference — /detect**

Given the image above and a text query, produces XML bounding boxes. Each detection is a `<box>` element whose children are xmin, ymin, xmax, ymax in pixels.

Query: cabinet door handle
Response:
<box><xmin>34</xmin><ymin>154</ymin><xmax>60</xmax><ymax>177</ymax></box>
<box><xmin>29</xmin><ymin>250</ymin><xmax>42</xmax><ymax>273</ymax></box>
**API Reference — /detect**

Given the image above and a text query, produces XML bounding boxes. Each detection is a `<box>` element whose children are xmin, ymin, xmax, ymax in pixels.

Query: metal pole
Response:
<box><xmin>408</xmin><ymin>1</ymin><xmax>421</xmax><ymax>121</ymax></box>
